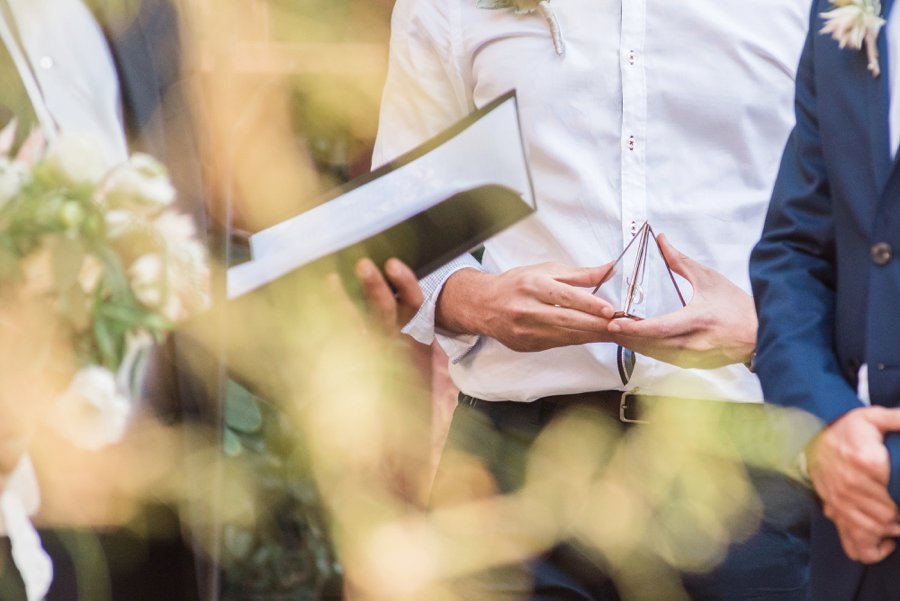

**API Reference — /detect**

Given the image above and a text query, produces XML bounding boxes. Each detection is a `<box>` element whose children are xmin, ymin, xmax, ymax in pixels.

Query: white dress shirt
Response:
<box><xmin>374</xmin><ymin>0</ymin><xmax>808</xmax><ymax>403</ymax></box>
<box><xmin>1</xmin><ymin>0</ymin><xmax>127</xmax><ymax>165</ymax></box>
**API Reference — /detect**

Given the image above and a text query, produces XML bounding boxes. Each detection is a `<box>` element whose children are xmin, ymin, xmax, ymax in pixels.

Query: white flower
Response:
<box><xmin>129</xmin><ymin>254</ymin><xmax>164</xmax><ymax>308</ymax></box>
<box><xmin>99</xmin><ymin>153</ymin><xmax>175</xmax><ymax>213</ymax></box>
<box><xmin>43</xmin><ymin>135</ymin><xmax>110</xmax><ymax>186</ymax></box>
<box><xmin>0</xmin><ymin>158</ymin><xmax>28</xmax><ymax>207</ymax></box>
<box><xmin>128</xmin><ymin>214</ymin><xmax>209</xmax><ymax>321</ymax></box>
<box><xmin>821</xmin><ymin>0</ymin><xmax>885</xmax><ymax>77</ymax></box>
<box><xmin>51</xmin><ymin>366</ymin><xmax>131</xmax><ymax>451</ymax></box>
<box><xmin>154</xmin><ymin>210</ymin><xmax>197</xmax><ymax>242</ymax></box>
<box><xmin>103</xmin><ymin>209</ymin><xmax>135</xmax><ymax>239</ymax></box>
<box><xmin>154</xmin><ymin>211</ymin><xmax>210</xmax><ymax>320</ymax></box>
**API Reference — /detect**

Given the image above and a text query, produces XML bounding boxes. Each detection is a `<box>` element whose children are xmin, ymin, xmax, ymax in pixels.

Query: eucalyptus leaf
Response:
<box><xmin>93</xmin><ymin>317</ymin><xmax>120</xmax><ymax>368</ymax></box>
<box><xmin>224</xmin><ymin>428</ymin><xmax>243</xmax><ymax>457</ymax></box>
<box><xmin>98</xmin><ymin>302</ymin><xmax>145</xmax><ymax>326</ymax></box>
<box><xmin>476</xmin><ymin>0</ymin><xmax>515</xmax><ymax>8</ymax></box>
<box><xmin>95</xmin><ymin>246</ymin><xmax>131</xmax><ymax>300</ymax></box>
<box><xmin>224</xmin><ymin>526</ymin><xmax>254</xmax><ymax>561</ymax></box>
<box><xmin>225</xmin><ymin>380</ymin><xmax>264</xmax><ymax>434</ymax></box>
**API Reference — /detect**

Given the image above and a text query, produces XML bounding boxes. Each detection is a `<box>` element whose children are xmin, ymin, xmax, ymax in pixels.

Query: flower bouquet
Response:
<box><xmin>0</xmin><ymin>120</ymin><xmax>208</xmax><ymax>600</ymax></box>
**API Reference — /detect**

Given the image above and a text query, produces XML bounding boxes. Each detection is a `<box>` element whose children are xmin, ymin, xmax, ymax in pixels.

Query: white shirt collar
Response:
<box><xmin>0</xmin><ymin>0</ymin><xmax>127</xmax><ymax>166</ymax></box>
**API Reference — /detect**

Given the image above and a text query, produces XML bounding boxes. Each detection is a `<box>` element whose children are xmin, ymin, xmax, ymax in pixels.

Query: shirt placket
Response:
<box><xmin>619</xmin><ymin>0</ymin><xmax>648</xmax><ymax>308</ymax></box>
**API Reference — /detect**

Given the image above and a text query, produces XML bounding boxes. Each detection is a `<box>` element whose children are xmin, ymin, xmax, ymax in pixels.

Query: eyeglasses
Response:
<box><xmin>595</xmin><ymin>222</ymin><xmax>687</xmax><ymax>384</ymax></box>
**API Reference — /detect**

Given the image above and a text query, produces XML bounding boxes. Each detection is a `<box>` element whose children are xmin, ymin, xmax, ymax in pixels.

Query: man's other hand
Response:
<box><xmin>435</xmin><ymin>262</ymin><xmax>615</xmax><ymax>352</ymax></box>
<box><xmin>810</xmin><ymin>406</ymin><xmax>900</xmax><ymax>564</ymax></box>
<box><xmin>356</xmin><ymin>257</ymin><xmax>424</xmax><ymax>333</ymax></box>
<box><xmin>605</xmin><ymin>234</ymin><xmax>756</xmax><ymax>369</ymax></box>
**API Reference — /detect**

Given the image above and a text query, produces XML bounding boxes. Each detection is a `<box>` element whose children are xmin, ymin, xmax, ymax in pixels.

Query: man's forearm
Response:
<box><xmin>434</xmin><ymin>268</ymin><xmax>492</xmax><ymax>336</ymax></box>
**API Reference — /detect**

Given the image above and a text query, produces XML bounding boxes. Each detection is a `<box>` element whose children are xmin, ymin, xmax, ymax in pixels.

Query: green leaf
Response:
<box><xmin>97</xmin><ymin>302</ymin><xmax>144</xmax><ymax>326</ymax></box>
<box><xmin>93</xmin><ymin>317</ymin><xmax>120</xmax><ymax>368</ymax></box>
<box><xmin>223</xmin><ymin>526</ymin><xmax>254</xmax><ymax>560</ymax></box>
<box><xmin>95</xmin><ymin>246</ymin><xmax>131</xmax><ymax>300</ymax></box>
<box><xmin>225</xmin><ymin>380</ymin><xmax>264</xmax><ymax>434</ymax></box>
<box><xmin>223</xmin><ymin>428</ymin><xmax>243</xmax><ymax>457</ymax></box>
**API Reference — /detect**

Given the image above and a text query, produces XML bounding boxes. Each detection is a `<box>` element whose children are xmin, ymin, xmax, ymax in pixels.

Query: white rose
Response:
<box><xmin>104</xmin><ymin>209</ymin><xmax>135</xmax><ymax>239</ymax></box>
<box><xmin>129</xmin><ymin>254</ymin><xmax>164</xmax><ymax>307</ymax></box>
<box><xmin>51</xmin><ymin>366</ymin><xmax>131</xmax><ymax>451</ymax></box>
<box><xmin>100</xmin><ymin>153</ymin><xmax>175</xmax><ymax>213</ymax></box>
<box><xmin>154</xmin><ymin>212</ymin><xmax>209</xmax><ymax>320</ymax></box>
<box><xmin>44</xmin><ymin>135</ymin><xmax>110</xmax><ymax>186</ymax></box>
<box><xmin>154</xmin><ymin>211</ymin><xmax>196</xmax><ymax>242</ymax></box>
<box><xmin>0</xmin><ymin>157</ymin><xmax>27</xmax><ymax>206</ymax></box>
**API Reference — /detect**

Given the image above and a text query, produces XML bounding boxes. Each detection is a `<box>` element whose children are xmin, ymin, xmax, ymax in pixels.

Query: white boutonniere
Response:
<box><xmin>476</xmin><ymin>0</ymin><xmax>566</xmax><ymax>57</ymax></box>
<box><xmin>821</xmin><ymin>0</ymin><xmax>886</xmax><ymax>77</ymax></box>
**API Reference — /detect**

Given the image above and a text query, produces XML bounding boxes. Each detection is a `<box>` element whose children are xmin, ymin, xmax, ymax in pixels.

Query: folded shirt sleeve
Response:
<box><xmin>401</xmin><ymin>254</ymin><xmax>483</xmax><ymax>362</ymax></box>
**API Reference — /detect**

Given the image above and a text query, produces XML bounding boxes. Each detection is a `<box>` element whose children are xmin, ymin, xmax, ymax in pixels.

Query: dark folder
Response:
<box><xmin>230</xmin><ymin>90</ymin><xmax>535</xmax><ymax>298</ymax></box>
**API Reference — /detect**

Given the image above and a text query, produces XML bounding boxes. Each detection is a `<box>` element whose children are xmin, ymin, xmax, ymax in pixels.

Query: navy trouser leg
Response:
<box><xmin>432</xmin><ymin>397</ymin><xmax>812</xmax><ymax>601</ymax></box>
<box><xmin>680</xmin><ymin>470</ymin><xmax>813</xmax><ymax>601</ymax></box>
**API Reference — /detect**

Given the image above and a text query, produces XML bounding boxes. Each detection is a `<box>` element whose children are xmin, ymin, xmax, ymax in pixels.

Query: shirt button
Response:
<box><xmin>871</xmin><ymin>242</ymin><xmax>893</xmax><ymax>265</ymax></box>
<box><xmin>627</xmin><ymin>135</ymin><xmax>636</xmax><ymax>151</ymax></box>
<box><xmin>878</xmin><ymin>362</ymin><xmax>887</xmax><ymax>371</ymax></box>
<box><xmin>627</xmin><ymin>50</ymin><xmax>636</xmax><ymax>65</ymax></box>
<box><xmin>39</xmin><ymin>56</ymin><xmax>54</xmax><ymax>70</ymax></box>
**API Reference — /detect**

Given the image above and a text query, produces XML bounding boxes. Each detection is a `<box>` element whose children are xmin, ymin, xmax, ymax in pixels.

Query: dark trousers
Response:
<box><xmin>432</xmin><ymin>394</ymin><xmax>814</xmax><ymax>601</ymax></box>
<box><xmin>0</xmin><ymin>506</ymin><xmax>200</xmax><ymax>601</ymax></box>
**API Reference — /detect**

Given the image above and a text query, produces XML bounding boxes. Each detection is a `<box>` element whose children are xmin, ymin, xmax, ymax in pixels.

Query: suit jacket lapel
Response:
<box><xmin>875</xmin><ymin>0</ymin><xmax>898</xmax><ymax>193</ymax></box>
<box><xmin>95</xmin><ymin>0</ymin><xmax>167</xmax><ymax>156</ymax></box>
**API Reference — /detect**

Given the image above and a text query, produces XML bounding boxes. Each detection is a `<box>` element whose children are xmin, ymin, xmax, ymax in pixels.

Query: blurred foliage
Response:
<box><xmin>220</xmin><ymin>380</ymin><xmax>342</xmax><ymax>600</ymax></box>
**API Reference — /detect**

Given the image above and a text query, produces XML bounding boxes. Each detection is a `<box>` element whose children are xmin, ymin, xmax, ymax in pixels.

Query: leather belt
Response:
<box><xmin>460</xmin><ymin>390</ymin><xmax>766</xmax><ymax>426</ymax></box>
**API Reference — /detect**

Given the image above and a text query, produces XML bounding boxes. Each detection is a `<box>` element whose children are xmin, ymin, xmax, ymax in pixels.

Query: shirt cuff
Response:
<box><xmin>401</xmin><ymin>255</ymin><xmax>483</xmax><ymax>362</ymax></box>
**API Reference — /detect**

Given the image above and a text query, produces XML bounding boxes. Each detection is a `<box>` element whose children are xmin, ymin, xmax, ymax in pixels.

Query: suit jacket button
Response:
<box><xmin>871</xmin><ymin>242</ymin><xmax>893</xmax><ymax>265</ymax></box>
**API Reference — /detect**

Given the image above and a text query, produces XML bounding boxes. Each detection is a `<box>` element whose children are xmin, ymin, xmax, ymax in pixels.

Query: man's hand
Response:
<box><xmin>809</xmin><ymin>406</ymin><xmax>900</xmax><ymax>564</ymax></box>
<box><xmin>356</xmin><ymin>257</ymin><xmax>424</xmax><ymax>333</ymax></box>
<box><xmin>435</xmin><ymin>262</ymin><xmax>615</xmax><ymax>352</ymax></box>
<box><xmin>605</xmin><ymin>234</ymin><xmax>756</xmax><ymax>369</ymax></box>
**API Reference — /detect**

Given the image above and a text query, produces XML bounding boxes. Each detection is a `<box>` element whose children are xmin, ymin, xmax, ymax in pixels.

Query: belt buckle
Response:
<box><xmin>619</xmin><ymin>388</ymin><xmax>647</xmax><ymax>424</ymax></box>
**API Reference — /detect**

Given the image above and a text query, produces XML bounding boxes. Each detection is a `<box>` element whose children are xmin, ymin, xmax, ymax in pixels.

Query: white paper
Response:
<box><xmin>227</xmin><ymin>95</ymin><xmax>532</xmax><ymax>299</ymax></box>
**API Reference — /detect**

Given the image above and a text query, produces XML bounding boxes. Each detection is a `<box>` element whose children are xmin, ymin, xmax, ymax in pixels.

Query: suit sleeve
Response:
<box><xmin>749</xmin><ymin>4</ymin><xmax>863</xmax><ymax>444</ymax></box>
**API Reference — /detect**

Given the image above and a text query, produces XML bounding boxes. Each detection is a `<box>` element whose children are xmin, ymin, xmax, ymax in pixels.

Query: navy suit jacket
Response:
<box><xmin>751</xmin><ymin>0</ymin><xmax>900</xmax><ymax>599</ymax></box>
